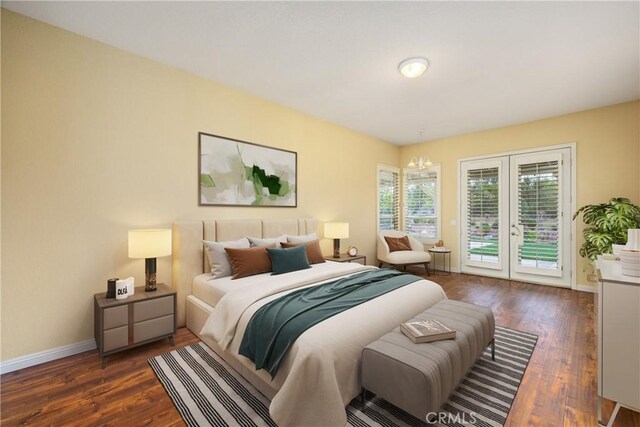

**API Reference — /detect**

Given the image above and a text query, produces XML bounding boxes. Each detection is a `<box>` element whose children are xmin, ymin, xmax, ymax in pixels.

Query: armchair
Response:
<box><xmin>377</xmin><ymin>230</ymin><xmax>430</xmax><ymax>274</ymax></box>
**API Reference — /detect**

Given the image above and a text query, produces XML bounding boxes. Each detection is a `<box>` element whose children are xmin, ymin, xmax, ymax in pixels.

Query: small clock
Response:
<box><xmin>346</xmin><ymin>246</ymin><xmax>358</xmax><ymax>257</ymax></box>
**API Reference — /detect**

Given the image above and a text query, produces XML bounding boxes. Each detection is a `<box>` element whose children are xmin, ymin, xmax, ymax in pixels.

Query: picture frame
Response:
<box><xmin>198</xmin><ymin>132</ymin><xmax>297</xmax><ymax>207</ymax></box>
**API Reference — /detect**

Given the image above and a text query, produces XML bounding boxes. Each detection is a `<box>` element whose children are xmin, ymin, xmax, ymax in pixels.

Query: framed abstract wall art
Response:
<box><xmin>199</xmin><ymin>132</ymin><xmax>297</xmax><ymax>207</ymax></box>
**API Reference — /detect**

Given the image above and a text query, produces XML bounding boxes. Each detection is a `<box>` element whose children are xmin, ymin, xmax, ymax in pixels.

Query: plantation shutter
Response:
<box><xmin>466</xmin><ymin>167</ymin><xmax>500</xmax><ymax>264</ymax></box>
<box><xmin>404</xmin><ymin>170</ymin><xmax>438</xmax><ymax>241</ymax></box>
<box><xmin>461</xmin><ymin>149</ymin><xmax>569</xmax><ymax>285</ymax></box>
<box><xmin>378</xmin><ymin>168</ymin><xmax>399</xmax><ymax>230</ymax></box>
<box><xmin>516</xmin><ymin>160</ymin><xmax>560</xmax><ymax>270</ymax></box>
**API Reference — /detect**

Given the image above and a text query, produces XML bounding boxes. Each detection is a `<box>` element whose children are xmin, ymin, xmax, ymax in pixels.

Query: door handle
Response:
<box><xmin>511</xmin><ymin>224</ymin><xmax>524</xmax><ymax>245</ymax></box>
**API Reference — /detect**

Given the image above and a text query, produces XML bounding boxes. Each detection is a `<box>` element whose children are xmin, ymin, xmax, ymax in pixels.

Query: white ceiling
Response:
<box><xmin>4</xmin><ymin>1</ymin><xmax>639</xmax><ymax>145</ymax></box>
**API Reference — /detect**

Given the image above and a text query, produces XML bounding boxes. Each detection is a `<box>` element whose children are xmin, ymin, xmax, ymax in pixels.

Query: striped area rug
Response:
<box><xmin>149</xmin><ymin>326</ymin><xmax>536</xmax><ymax>427</ymax></box>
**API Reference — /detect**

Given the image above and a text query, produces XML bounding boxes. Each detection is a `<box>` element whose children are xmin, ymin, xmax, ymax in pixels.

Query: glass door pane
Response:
<box><xmin>460</xmin><ymin>158</ymin><xmax>509</xmax><ymax>278</ymax></box>
<box><xmin>509</xmin><ymin>149</ymin><xmax>571</xmax><ymax>285</ymax></box>
<box><xmin>517</xmin><ymin>160</ymin><xmax>559</xmax><ymax>270</ymax></box>
<box><xmin>467</xmin><ymin>167</ymin><xmax>500</xmax><ymax>263</ymax></box>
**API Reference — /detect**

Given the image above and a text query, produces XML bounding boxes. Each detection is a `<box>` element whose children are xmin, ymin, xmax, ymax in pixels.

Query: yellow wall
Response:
<box><xmin>401</xmin><ymin>101</ymin><xmax>640</xmax><ymax>287</ymax></box>
<box><xmin>2</xmin><ymin>9</ymin><xmax>639</xmax><ymax>363</ymax></box>
<box><xmin>0</xmin><ymin>10</ymin><xmax>399</xmax><ymax>360</ymax></box>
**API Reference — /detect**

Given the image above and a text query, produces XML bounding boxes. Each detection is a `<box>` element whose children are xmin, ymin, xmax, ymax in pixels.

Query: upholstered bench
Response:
<box><xmin>361</xmin><ymin>299</ymin><xmax>495</xmax><ymax>422</ymax></box>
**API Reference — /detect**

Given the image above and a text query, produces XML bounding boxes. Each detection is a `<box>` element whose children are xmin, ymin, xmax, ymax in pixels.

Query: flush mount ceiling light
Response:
<box><xmin>398</xmin><ymin>57</ymin><xmax>429</xmax><ymax>79</ymax></box>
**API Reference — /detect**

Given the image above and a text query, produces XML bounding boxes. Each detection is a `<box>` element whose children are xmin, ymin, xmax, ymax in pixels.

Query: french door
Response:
<box><xmin>460</xmin><ymin>148</ymin><xmax>572</xmax><ymax>287</ymax></box>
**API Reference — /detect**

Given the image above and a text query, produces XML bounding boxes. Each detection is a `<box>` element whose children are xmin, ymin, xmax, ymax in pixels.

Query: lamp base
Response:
<box><xmin>145</xmin><ymin>258</ymin><xmax>157</xmax><ymax>292</ymax></box>
<box><xmin>333</xmin><ymin>239</ymin><xmax>340</xmax><ymax>258</ymax></box>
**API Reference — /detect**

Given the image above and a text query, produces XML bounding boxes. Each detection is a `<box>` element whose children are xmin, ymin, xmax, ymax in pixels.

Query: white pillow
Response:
<box><xmin>248</xmin><ymin>235</ymin><xmax>286</xmax><ymax>248</ymax></box>
<box><xmin>203</xmin><ymin>238</ymin><xmax>250</xmax><ymax>278</ymax></box>
<box><xmin>286</xmin><ymin>232</ymin><xmax>318</xmax><ymax>243</ymax></box>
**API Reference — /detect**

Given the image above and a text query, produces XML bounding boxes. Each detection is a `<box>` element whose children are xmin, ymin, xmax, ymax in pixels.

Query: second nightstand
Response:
<box><xmin>428</xmin><ymin>248</ymin><xmax>451</xmax><ymax>275</ymax></box>
<box><xmin>325</xmin><ymin>253</ymin><xmax>367</xmax><ymax>265</ymax></box>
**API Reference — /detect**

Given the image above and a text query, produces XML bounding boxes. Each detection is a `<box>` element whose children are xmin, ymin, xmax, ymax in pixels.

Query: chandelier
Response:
<box><xmin>407</xmin><ymin>156</ymin><xmax>432</xmax><ymax>169</ymax></box>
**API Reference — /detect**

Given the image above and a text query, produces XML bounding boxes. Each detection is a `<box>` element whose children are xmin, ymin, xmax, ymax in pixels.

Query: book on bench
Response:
<box><xmin>400</xmin><ymin>319</ymin><xmax>456</xmax><ymax>343</ymax></box>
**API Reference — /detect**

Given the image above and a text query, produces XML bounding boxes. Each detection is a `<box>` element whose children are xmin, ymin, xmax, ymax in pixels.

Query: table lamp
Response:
<box><xmin>324</xmin><ymin>222</ymin><xmax>349</xmax><ymax>258</ymax></box>
<box><xmin>128</xmin><ymin>229</ymin><xmax>172</xmax><ymax>291</ymax></box>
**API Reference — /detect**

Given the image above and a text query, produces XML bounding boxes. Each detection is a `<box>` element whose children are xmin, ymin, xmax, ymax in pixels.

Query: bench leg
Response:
<box><xmin>361</xmin><ymin>388</ymin><xmax>367</xmax><ymax>410</ymax></box>
<box><xmin>491</xmin><ymin>338</ymin><xmax>496</xmax><ymax>361</ymax></box>
<box><xmin>378</xmin><ymin>262</ymin><xmax>383</xmax><ymax>268</ymax></box>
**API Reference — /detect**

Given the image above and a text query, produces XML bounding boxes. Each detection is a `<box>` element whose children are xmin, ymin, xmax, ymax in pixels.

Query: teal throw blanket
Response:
<box><xmin>239</xmin><ymin>269</ymin><xmax>422</xmax><ymax>377</ymax></box>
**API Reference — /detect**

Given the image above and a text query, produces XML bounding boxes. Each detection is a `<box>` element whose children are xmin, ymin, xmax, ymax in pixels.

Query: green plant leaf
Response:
<box><xmin>574</xmin><ymin>197</ymin><xmax>640</xmax><ymax>261</ymax></box>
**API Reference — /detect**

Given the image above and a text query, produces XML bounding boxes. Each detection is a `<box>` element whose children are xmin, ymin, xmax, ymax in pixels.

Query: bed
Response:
<box><xmin>172</xmin><ymin>219</ymin><xmax>447</xmax><ymax>426</ymax></box>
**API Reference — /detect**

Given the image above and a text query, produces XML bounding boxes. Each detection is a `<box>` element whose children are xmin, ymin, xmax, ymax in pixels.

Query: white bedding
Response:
<box><xmin>200</xmin><ymin>262</ymin><xmax>447</xmax><ymax>427</ymax></box>
<box><xmin>191</xmin><ymin>262</ymin><xmax>340</xmax><ymax>308</ymax></box>
<box><xmin>192</xmin><ymin>273</ymin><xmax>234</xmax><ymax>307</ymax></box>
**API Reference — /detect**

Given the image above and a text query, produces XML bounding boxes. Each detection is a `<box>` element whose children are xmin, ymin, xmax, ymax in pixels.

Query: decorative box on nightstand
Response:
<box><xmin>94</xmin><ymin>283</ymin><xmax>176</xmax><ymax>368</ymax></box>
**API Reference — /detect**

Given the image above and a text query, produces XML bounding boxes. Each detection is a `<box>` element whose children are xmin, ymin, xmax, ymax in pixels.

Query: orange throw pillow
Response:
<box><xmin>384</xmin><ymin>235</ymin><xmax>412</xmax><ymax>252</ymax></box>
<box><xmin>224</xmin><ymin>245</ymin><xmax>275</xmax><ymax>279</ymax></box>
<box><xmin>281</xmin><ymin>239</ymin><xmax>326</xmax><ymax>264</ymax></box>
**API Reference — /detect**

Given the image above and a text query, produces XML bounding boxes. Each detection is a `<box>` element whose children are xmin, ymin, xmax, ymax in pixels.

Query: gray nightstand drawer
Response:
<box><xmin>133</xmin><ymin>314</ymin><xmax>174</xmax><ymax>343</ymax></box>
<box><xmin>134</xmin><ymin>296</ymin><xmax>173</xmax><ymax>322</ymax></box>
<box><xmin>104</xmin><ymin>305</ymin><xmax>128</xmax><ymax>330</ymax></box>
<box><xmin>95</xmin><ymin>283</ymin><xmax>176</xmax><ymax>368</ymax></box>
<box><xmin>103</xmin><ymin>325</ymin><xmax>128</xmax><ymax>352</ymax></box>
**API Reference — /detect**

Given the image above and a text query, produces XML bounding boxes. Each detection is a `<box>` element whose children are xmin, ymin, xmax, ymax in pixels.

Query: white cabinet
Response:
<box><xmin>596</xmin><ymin>257</ymin><xmax>640</xmax><ymax>426</ymax></box>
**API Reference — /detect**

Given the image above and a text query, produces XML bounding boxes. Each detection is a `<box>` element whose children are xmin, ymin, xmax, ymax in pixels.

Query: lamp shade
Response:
<box><xmin>128</xmin><ymin>229</ymin><xmax>172</xmax><ymax>259</ymax></box>
<box><xmin>324</xmin><ymin>222</ymin><xmax>349</xmax><ymax>239</ymax></box>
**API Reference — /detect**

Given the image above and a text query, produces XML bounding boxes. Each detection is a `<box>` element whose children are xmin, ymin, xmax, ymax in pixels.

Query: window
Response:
<box><xmin>377</xmin><ymin>165</ymin><xmax>400</xmax><ymax>230</ymax></box>
<box><xmin>403</xmin><ymin>165</ymin><xmax>441</xmax><ymax>243</ymax></box>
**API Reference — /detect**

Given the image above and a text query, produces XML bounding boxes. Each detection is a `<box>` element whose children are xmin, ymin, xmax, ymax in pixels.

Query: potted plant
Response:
<box><xmin>573</xmin><ymin>197</ymin><xmax>640</xmax><ymax>269</ymax></box>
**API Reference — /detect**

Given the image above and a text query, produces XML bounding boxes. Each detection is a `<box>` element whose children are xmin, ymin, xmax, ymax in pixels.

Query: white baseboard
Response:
<box><xmin>575</xmin><ymin>283</ymin><xmax>596</xmax><ymax>293</ymax></box>
<box><xmin>0</xmin><ymin>339</ymin><xmax>96</xmax><ymax>375</ymax></box>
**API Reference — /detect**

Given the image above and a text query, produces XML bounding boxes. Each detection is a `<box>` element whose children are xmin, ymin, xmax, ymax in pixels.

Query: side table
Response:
<box><xmin>428</xmin><ymin>249</ymin><xmax>451</xmax><ymax>275</ymax></box>
<box><xmin>325</xmin><ymin>253</ymin><xmax>367</xmax><ymax>265</ymax></box>
<box><xmin>94</xmin><ymin>282</ymin><xmax>176</xmax><ymax>368</ymax></box>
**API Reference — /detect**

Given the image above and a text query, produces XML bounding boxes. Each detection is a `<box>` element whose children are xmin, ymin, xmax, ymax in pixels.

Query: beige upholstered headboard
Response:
<box><xmin>172</xmin><ymin>218</ymin><xmax>318</xmax><ymax>327</ymax></box>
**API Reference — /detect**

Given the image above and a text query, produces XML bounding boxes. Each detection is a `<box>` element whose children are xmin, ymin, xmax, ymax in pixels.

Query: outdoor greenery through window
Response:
<box><xmin>377</xmin><ymin>166</ymin><xmax>399</xmax><ymax>230</ymax></box>
<box><xmin>404</xmin><ymin>167</ymin><xmax>440</xmax><ymax>242</ymax></box>
<box><xmin>467</xmin><ymin>167</ymin><xmax>500</xmax><ymax>263</ymax></box>
<box><xmin>466</xmin><ymin>161</ymin><xmax>560</xmax><ymax>267</ymax></box>
<box><xmin>517</xmin><ymin>160</ymin><xmax>560</xmax><ymax>268</ymax></box>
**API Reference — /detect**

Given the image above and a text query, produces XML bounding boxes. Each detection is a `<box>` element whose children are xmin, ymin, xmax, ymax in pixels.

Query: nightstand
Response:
<box><xmin>325</xmin><ymin>253</ymin><xmax>367</xmax><ymax>265</ymax></box>
<box><xmin>94</xmin><ymin>283</ymin><xmax>176</xmax><ymax>368</ymax></box>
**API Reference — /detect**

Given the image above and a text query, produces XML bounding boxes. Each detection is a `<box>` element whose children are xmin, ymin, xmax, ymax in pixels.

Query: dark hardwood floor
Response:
<box><xmin>421</xmin><ymin>270</ymin><xmax>639</xmax><ymax>427</ymax></box>
<box><xmin>1</xmin><ymin>272</ymin><xmax>638</xmax><ymax>426</ymax></box>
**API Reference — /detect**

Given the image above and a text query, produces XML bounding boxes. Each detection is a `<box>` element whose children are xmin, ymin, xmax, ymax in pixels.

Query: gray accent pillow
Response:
<box><xmin>248</xmin><ymin>235</ymin><xmax>286</xmax><ymax>248</ymax></box>
<box><xmin>286</xmin><ymin>232</ymin><xmax>318</xmax><ymax>243</ymax></box>
<box><xmin>203</xmin><ymin>238</ymin><xmax>250</xmax><ymax>278</ymax></box>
